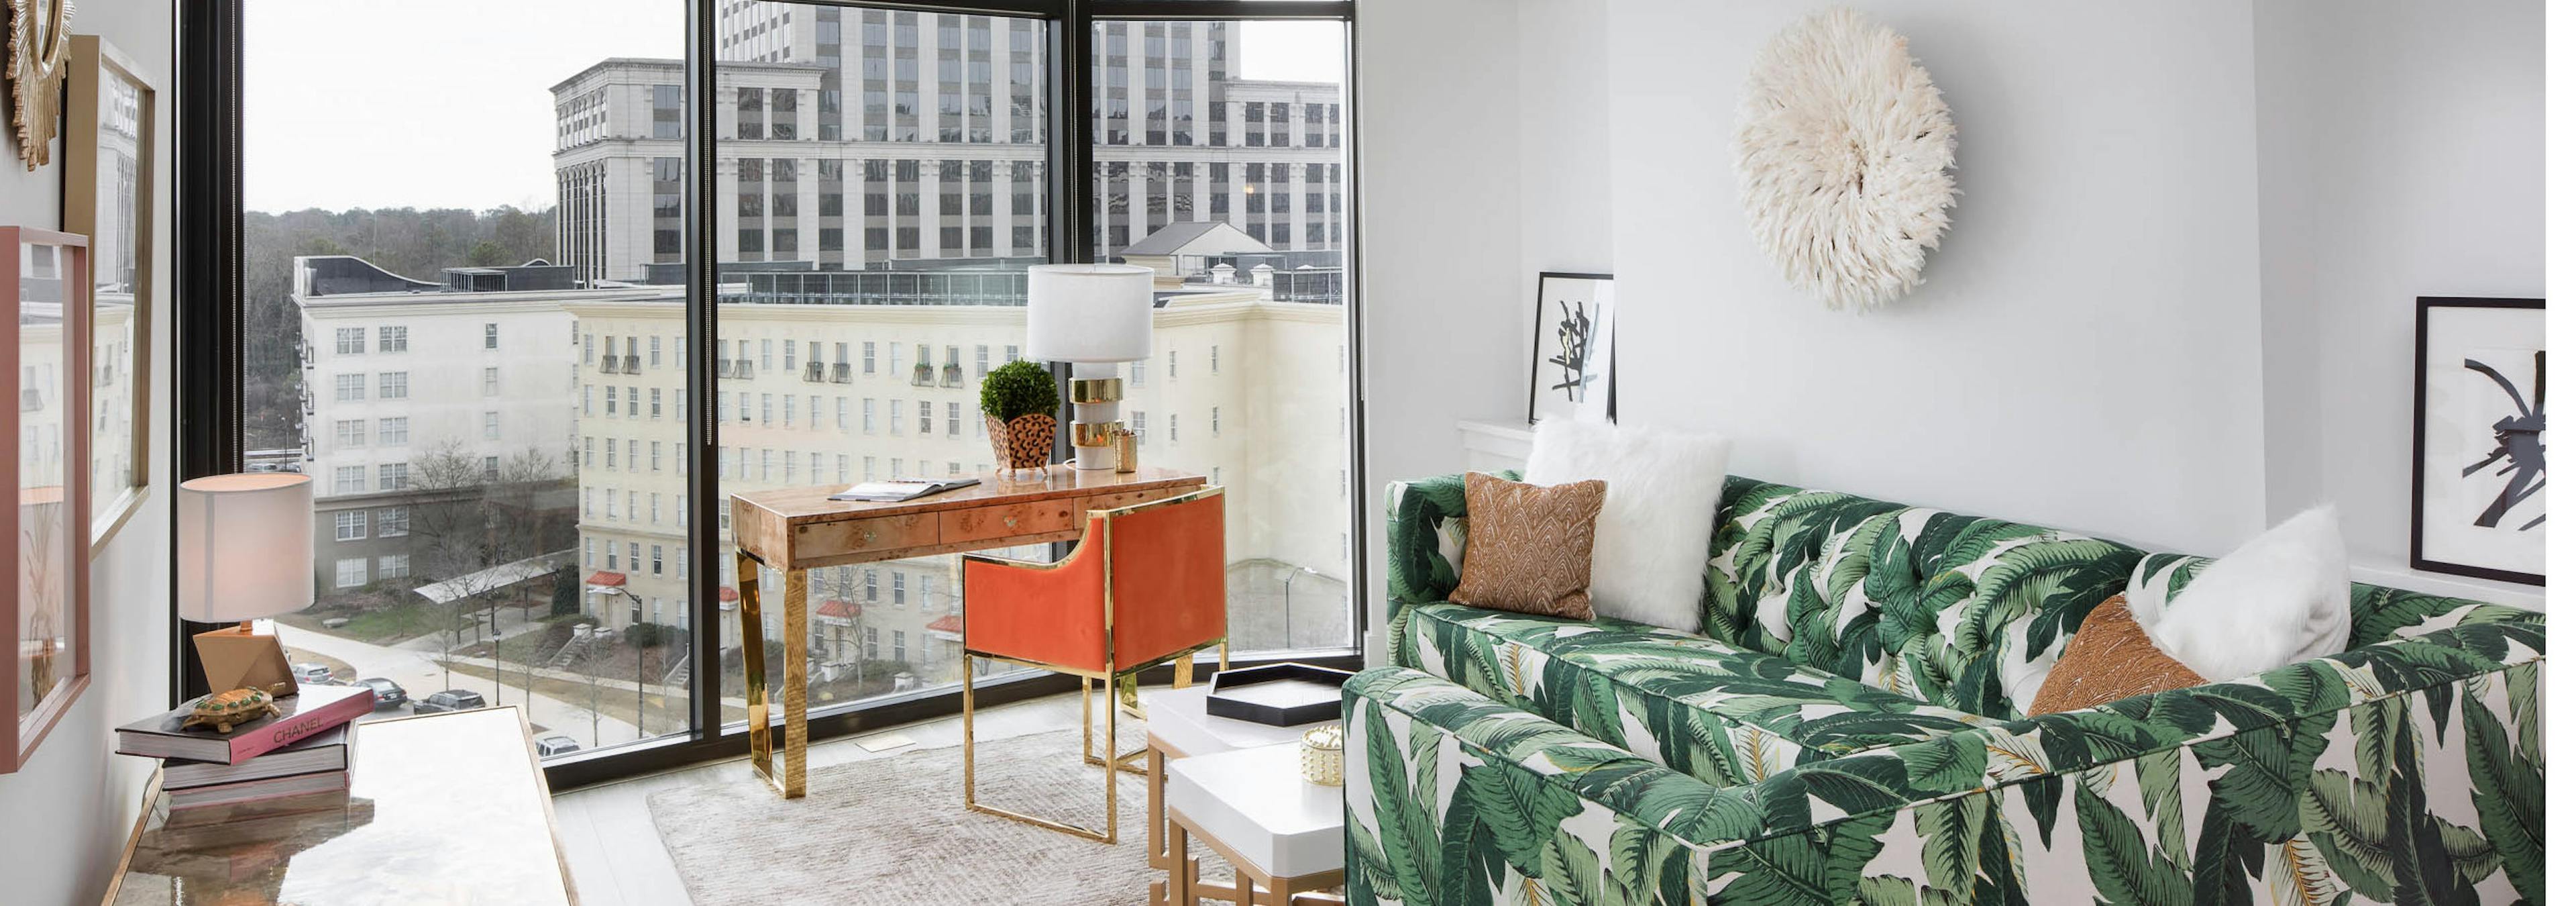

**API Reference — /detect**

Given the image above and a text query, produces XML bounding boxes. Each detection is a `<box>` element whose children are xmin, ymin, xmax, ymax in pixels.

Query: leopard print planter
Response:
<box><xmin>987</xmin><ymin>413</ymin><xmax>1057</xmax><ymax>474</ymax></box>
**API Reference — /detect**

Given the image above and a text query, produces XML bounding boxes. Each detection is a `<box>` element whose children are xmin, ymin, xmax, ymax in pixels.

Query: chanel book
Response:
<box><xmin>116</xmin><ymin>684</ymin><xmax>374</xmax><ymax>765</ymax></box>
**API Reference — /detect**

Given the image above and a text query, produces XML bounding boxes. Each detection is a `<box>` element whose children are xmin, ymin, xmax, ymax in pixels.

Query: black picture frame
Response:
<box><xmin>1527</xmin><ymin>271</ymin><xmax>1617</xmax><ymax>425</ymax></box>
<box><xmin>2409</xmin><ymin>296</ymin><xmax>2545</xmax><ymax>586</ymax></box>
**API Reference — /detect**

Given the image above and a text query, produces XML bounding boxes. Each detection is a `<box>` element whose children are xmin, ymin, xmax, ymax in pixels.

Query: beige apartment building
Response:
<box><xmin>571</xmin><ymin>276</ymin><xmax>1352</xmax><ymax>688</ymax></box>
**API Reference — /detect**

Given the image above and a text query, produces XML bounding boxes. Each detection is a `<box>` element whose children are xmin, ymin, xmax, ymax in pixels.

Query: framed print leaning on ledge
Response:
<box><xmin>2410</xmin><ymin>296</ymin><xmax>2545</xmax><ymax>586</ymax></box>
<box><xmin>64</xmin><ymin>34</ymin><xmax>155</xmax><ymax>552</ymax></box>
<box><xmin>1527</xmin><ymin>272</ymin><xmax>1617</xmax><ymax>424</ymax></box>
<box><xmin>2</xmin><ymin>228</ymin><xmax>93</xmax><ymax>774</ymax></box>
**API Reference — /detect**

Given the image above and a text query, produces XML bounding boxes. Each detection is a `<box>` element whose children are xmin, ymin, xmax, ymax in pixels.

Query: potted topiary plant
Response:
<box><xmin>980</xmin><ymin>359</ymin><xmax>1060</xmax><ymax>475</ymax></box>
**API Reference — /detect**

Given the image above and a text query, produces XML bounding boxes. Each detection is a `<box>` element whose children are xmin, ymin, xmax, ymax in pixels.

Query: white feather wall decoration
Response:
<box><xmin>1736</xmin><ymin>8</ymin><xmax>1958</xmax><ymax>311</ymax></box>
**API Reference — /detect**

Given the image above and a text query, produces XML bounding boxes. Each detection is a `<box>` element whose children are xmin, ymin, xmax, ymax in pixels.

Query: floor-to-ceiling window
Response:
<box><xmin>711</xmin><ymin>5</ymin><xmax>1055</xmax><ymax>721</ymax></box>
<box><xmin>1091</xmin><ymin>17</ymin><xmax>1352</xmax><ymax>654</ymax></box>
<box><xmin>192</xmin><ymin>0</ymin><xmax>1357</xmax><ymax>786</ymax></box>
<box><xmin>235</xmin><ymin>0</ymin><xmax>694</xmax><ymax>757</ymax></box>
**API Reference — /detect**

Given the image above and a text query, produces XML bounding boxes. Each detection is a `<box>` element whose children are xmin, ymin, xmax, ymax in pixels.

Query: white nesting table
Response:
<box><xmin>1163</xmin><ymin>743</ymin><xmax>1346</xmax><ymax>905</ymax></box>
<box><xmin>1142</xmin><ymin>684</ymin><xmax>1341</xmax><ymax>905</ymax></box>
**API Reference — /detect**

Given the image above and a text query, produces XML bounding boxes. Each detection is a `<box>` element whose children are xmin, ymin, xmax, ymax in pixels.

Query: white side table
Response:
<box><xmin>1142</xmin><ymin>685</ymin><xmax>1336</xmax><ymax>905</ymax></box>
<box><xmin>1163</xmin><ymin>742</ymin><xmax>1346</xmax><ymax>906</ymax></box>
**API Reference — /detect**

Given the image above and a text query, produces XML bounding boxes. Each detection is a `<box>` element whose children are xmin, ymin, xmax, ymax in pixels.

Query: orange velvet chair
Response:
<box><xmin>959</xmin><ymin>485</ymin><xmax>1228</xmax><ymax>843</ymax></box>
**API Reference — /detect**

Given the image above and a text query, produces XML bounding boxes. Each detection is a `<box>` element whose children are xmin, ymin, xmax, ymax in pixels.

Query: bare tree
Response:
<box><xmin>407</xmin><ymin>440</ymin><xmax>571</xmax><ymax>701</ymax></box>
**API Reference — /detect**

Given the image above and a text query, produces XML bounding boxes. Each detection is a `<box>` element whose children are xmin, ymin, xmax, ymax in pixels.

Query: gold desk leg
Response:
<box><xmin>779</xmin><ymin>567</ymin><xmax>808</xmax><ymax>798</ymax></box>
<box><xmin>961</xmin><ymin>648</ymin><xmax>979</xmax><ymax>812</ymax></box>
<box><xmin>737</xmin><ymin>554</ymin><xmax>806</xmax><ymax>799</ymax></box>
<box><xmin>736</xmin><ymin>552</ymin><xmax>773</xmax><ymax>791</ymax></box>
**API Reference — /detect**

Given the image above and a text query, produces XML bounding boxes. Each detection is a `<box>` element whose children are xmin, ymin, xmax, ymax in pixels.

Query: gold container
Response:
<box><xmin>1114</xmin><ymin>427</ymin><xmax>1138</xmax><ymax>472</ymax></box>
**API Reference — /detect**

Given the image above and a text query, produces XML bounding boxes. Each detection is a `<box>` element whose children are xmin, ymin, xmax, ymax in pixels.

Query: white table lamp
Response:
<box><xmin>1026</xmin><ymin>263</ymin><xmax>1154</xmax><ymax>470</ymax></box>
<box><xmin>178</xmin><ymin>472</ymin><xmax>316</xmax><ymax>696</ymax></box>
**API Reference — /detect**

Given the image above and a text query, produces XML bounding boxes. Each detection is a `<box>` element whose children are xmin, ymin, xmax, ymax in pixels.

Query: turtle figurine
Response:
<box><xmin>182</xmin><ymin>687</ymin><xmax>283</xmax><ymax>734</ymax></box>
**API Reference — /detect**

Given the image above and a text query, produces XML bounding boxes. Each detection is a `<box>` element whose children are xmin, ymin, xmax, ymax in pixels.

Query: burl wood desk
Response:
<box><xmin>729</xmin><ymin>465</ymin><xmax>1206</xmax><ymax>797</ymax></box>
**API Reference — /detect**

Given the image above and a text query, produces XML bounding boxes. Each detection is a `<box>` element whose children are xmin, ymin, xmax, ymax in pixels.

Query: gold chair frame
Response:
<box><xmin>961</xmin><ymin>487</ymin><xmax>1230</xmax><ymax>844</ymax></box>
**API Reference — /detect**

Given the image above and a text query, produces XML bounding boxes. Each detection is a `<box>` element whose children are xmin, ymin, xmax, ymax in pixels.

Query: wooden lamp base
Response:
<box><xmin>193</xmin><ymin>621</ymin><xmax>297</xmax><ymax>697</ymax></box>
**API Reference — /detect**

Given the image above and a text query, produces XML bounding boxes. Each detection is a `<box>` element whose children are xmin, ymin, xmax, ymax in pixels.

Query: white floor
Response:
<box><xmin>549</xmin><ymin>691</ymin><xmax>1088</xmax><ymax>906</ymax></box>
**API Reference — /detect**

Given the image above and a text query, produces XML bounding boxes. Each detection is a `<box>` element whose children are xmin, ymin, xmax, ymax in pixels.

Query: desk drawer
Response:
<box><xmin>795</xmin><ymin>513</ymin><xmax>938</xmax><ymax>558</ymax></box>
<box><xmin>941</xmin><ymin>500</ymin><xmax>1077</xmax><ymax>544</ymax></box>
<box><xmin>1075</xmin><ymin>487</ymin><xmax>1194</xmax><ymax>515</ymax></box>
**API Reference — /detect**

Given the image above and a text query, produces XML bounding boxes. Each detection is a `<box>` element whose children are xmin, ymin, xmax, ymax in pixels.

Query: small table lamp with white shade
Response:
<box><xmin>1026</xmin><ymin>262</ymin><xmax>1155</xmax><ymax>470</ymax></box>
<box><xmin>178</xmin><ymin>473</ymin><xmax>316</xmax><ymax>697</ymax></box>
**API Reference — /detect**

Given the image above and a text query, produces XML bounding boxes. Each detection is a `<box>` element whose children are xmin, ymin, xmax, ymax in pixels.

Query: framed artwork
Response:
<box><xmin>64</xmin><ymin>34</ymin><xmax>153</xmax><ymax>552</ymax></box>
<box><xmin>2410</xmin><ymin>297</ymin><xmax>2544</xmax><ymax>586</ymax></box>
<box><xmin>2</xmin><ymin>227</ymin><xmax>92</xmax><ymax>774</ymax></box>
<box><xmin>1526</xmin><ymin>272</ymin><xmax>1616</xmax><ymax>424</ymax></box>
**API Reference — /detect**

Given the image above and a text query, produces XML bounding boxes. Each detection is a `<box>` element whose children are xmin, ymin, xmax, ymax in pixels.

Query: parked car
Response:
<box><xmin>358</xmin><ymin>678</ymin><xmax>408</xmax><ymax>710</ymax></box>
<box><xmin>533</xmin><ymin>735</ymin><xmax>582</xmax><ymax>758</ymax></box>
<box><xmin>412</xmin><ymin>689</ymin><xmax>488</xmax><ymax>714</ymax></box>
<box><xmin>291</xmin><ymin>662</ymin><xmax>335</xmax><ymax>685</ymax></box>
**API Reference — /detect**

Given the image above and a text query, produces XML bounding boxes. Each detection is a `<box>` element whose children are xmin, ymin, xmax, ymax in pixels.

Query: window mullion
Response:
<box><xmin>686</xmin><ymin>0</ymin><xmax>726</xmax><ymax>741</ymax></box>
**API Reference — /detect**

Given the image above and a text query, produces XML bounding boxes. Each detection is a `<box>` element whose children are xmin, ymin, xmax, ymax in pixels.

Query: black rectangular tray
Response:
<box><xmin>1204</xmin><ymin>662</ymin><xmax>1356</xmax><ymax>727</ymax></box>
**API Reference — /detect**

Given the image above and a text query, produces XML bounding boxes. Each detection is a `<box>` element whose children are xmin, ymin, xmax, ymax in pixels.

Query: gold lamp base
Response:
<box><xmin>194</xmin><ymin>621</ymin><xmax>298</xmax><ymax>697</ymax></box>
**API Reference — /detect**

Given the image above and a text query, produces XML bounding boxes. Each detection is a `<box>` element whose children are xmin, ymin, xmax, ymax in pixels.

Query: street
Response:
<box><xmin>278</xmin><ymin>621</ymin><xmax>657</xmax><ymax>750</ymax></box>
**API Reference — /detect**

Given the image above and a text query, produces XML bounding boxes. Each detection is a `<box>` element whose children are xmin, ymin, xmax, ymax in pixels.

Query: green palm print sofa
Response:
<box><xmin>1345</xmin><ymin>472</ymin><xmax>2544</xmax><ymax>905</ymax></box>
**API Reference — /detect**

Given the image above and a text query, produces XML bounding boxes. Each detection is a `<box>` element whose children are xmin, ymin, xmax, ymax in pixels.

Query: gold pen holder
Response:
<box><xmin>1113</xmin><ymin>427</ymin><xmax>1138</xmax><ymax>472</ymax></box>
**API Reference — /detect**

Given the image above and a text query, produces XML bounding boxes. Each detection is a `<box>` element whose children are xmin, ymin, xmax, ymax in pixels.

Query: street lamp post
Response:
<box><xmin>588</xmin><ymin>585</ymin><xmax>649</xmax><ymax>743</ymax></box>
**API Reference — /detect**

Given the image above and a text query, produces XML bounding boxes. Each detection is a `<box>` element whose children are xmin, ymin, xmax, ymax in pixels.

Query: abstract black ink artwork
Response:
<box><xmin>1548</xmin><ymin>299</ymin><xmax>1599</xmax><ymax>402</ymax></box>
<box><xmin>2462</xmin><ymin>350</ymin><xmax>2544</xmax><ymax>532</ymax></box>
<box><xmin>2412</xmin><ymin>297</ymin><xmax>2545</xmax><ymax>585</ymax></box>
<box><xmin>1527</xmin><ymin>272</ymin><xmax>1616</xmax><ymax>424</ymax></box>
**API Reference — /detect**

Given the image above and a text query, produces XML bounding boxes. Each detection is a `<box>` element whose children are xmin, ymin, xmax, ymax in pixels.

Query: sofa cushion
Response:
<box><xmin>1393</xmin><ymin>602</ymin><xmax>1992</xmax><ymax>789</ymax></box>
<box><xmin>1705</xmin><ymin>479</ymin><xmax>2142</xmax><ymax>719</ymax></box>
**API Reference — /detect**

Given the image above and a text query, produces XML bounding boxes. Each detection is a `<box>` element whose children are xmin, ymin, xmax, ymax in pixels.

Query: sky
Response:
<box><xmin>242</xmin><ymin>3</ymin><xmax>1343</xmax><ymax>213</ymax></box>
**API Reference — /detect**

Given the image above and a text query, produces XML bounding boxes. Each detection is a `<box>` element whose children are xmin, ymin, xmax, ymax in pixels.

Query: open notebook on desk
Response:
<box><xmin>828</xmin><ymin>476</ymin><xmax>981</xmax><ymax>503</ymax></box>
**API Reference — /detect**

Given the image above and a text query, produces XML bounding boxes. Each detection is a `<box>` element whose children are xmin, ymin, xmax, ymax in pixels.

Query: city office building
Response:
<box><xmin>553</xmin><ymin>10</ymin><xmax>1344</xmax><ymax>283</ymax></box>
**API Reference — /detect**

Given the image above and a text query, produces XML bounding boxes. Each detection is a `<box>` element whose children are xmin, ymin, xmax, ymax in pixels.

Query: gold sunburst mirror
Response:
<box><xmin>7</xmin><ymin>0</ymin><xmax>70</xmax><ymax>169</ymax></box>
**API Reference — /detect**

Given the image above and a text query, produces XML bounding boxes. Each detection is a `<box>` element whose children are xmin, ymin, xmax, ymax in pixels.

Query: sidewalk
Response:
<box><xmin>387</xmin><ymin>603</ymin><xmax>561</xmax><ymax>653</ymax></box>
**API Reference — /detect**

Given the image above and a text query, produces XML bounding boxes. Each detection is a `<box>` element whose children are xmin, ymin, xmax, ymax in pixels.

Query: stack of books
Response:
<box><xmin>116</xmin><ymin>684</ymin><xmax>373</xmax><ymax>813</ymax></box>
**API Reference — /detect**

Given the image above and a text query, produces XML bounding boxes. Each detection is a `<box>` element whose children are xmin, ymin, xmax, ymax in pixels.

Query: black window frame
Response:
<box><xmin>176</xmin><ymin>0</ymin><xmax>1362</xmax><ymax>791</ymax></box>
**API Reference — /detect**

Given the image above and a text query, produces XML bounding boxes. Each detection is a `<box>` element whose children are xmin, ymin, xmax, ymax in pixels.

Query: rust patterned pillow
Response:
<box><xmin>2028</xmin><ymin>594</ymin><xmax>2206</xmax><ymax>715</ymax></box>
<box><xmin>1446</xmin><ymin>472</ymin><xmax>1608</xmax><ymax>620</ymax></box>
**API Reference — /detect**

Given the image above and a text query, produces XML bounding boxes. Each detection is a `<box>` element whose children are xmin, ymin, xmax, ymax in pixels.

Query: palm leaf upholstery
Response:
<box><xmin>1394</xmin><ymin>602</ymin><xmax>1993</xmax><ymax>789</ymax></box>
<box><xmin>1705</xmin><ymin>479</ymin><xmax>2141</xmax><ymax>719</ymax></box>
<box><xmin>1360</xmin><ymin>472</ymin><xmax>2545</xmax><ymax>904</ymax></box>
<box><xmin>1348</xmin><ymin>615</ymin><xmax>2542</xmax><ymax>903</ymax></box>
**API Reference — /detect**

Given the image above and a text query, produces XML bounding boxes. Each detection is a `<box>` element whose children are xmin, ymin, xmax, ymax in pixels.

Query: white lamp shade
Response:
<box><xmin>178</xmin><ymin>473</ymin><xmax>317</xmax><ymax>623</ymax></box>
<box><xmin>1025</xmin><ymin>263</ymin><xmax>1155</xmax><ymax>362</ymax></box>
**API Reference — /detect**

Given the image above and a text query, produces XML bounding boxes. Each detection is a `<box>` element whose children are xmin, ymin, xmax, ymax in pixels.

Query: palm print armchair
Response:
<box><xmin>1345</xmin><ymin>473</ymin><xmax>2544</xmax><ymax>905</ymax></box>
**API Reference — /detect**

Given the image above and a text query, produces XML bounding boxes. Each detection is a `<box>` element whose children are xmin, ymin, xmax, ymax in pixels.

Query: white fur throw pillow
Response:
<box><xmin>1521</xmin><ymin>418</ymin><xmax>1733</xmax><ymax>632</ymax></box>
<box><xmin>2128</xmin><ymin>506</ymin><xmax>2351</xmax><ymax>683</ymax></box>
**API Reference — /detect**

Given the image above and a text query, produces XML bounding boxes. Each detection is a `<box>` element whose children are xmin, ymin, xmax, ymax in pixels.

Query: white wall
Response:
<box><xmin>1516</xmin><ymin>0</ymin><xmax>1615</xmax><ymax>352</ymax></box>
<box><xmin>2255</xmin><ymin>1</ymin><xmax>2544</xmax><ymax>597</ymax></box>
<box><xmin>1605</xmin><ymin>0</ymin><xmax>2269</xmax><ymax>553</ymax></box>
<box><xmin>1364</xmin><ymin>0</ymin><xmax>2542</xmax><ymax>607</ymax></box>
<box><xmin>0</xmin><ymin>1</ymin><xmax>176</xmax><ymax>903</ymax></box>
<box><xmin>1356</xmin><ymin>0</ymin><xmax>1527</xmax><ymax>636</ymax></box>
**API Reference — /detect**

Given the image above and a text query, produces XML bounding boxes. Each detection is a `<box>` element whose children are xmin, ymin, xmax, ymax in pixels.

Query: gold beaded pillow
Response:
<box><xmin>2028</xmin><ymin>594</ymin><xmax>2207</xmax><ymax>715</ymax></box>
<box><xmin>1446</xmin><ymin>472</ymin><xmax>1608</xmax><ymax>620</ymax></box>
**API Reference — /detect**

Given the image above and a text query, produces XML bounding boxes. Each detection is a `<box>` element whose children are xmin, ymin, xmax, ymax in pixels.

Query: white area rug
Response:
<box><xmin>649</xmin><ymin>729</ymin><xmax>1236</xmax><ymax>905</ymax></box>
